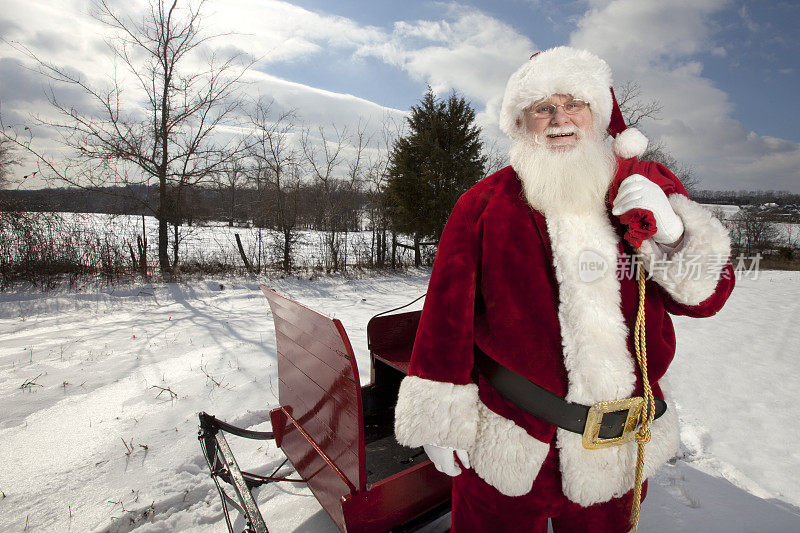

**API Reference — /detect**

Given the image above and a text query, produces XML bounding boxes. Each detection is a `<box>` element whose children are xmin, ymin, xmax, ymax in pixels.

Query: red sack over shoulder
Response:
<box><xmin>619</xmin><ymin>208</ymin><xmax>657</xmax><ymax>248</ymax></box>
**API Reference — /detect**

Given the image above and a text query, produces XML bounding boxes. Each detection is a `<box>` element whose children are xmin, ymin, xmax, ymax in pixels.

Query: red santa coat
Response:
<box><xmin>395</xmin><ymin>158</ymin><xmax>734</xmax><ymax>506</ymax></box>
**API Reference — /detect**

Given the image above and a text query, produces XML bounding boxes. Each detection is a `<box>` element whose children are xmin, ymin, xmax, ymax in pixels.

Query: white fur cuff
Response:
<box><xmin>395</xmin><ymin>375</ymin><xmax>551</xmax><ymax>497</ymax></box>
<box><xmin>394</xmin><ymin>376</ymin><xmax>480</xmax><ymax>450</ymax></box>
<box><xmin>470</xmin><ymin>401</ymin><xmax>550</xmax><ymax>497</ymax></box>
<box><xmin>639</xmin><ymin>194</ymin><xmax>732</xmax><ymax>306</ymax></box>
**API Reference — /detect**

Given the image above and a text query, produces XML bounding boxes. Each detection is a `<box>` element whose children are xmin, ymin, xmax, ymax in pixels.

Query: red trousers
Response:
<box><xmin>451</xmin><ymin>442</ymin><xmax>646</xmax><ymax>532</ymax></box>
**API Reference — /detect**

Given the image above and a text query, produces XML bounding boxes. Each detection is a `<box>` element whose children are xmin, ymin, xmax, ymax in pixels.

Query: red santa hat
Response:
<box><xmin>499</xmin><ymin>46</ymin><xmax>648</xmax><ymax>159</ymax></box>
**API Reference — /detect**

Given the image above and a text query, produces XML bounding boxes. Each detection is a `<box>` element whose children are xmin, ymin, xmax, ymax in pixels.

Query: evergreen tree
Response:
<box><xmin>385</xmin><ymin>88</ymin><xmax>486</xmax><ymax>265</ymax></box>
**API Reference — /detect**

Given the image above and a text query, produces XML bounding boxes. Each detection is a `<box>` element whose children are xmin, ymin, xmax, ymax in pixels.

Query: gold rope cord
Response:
<box><xmin>630</xmin><ymin>250</ymin><xmax>657</xmax><ymax>531</ymax></box>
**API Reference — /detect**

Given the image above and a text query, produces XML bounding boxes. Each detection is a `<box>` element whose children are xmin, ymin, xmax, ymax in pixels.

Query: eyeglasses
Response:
<box><xmin>528</xmin><ymin>99</ymin><xmax>589</xmax><ymax>118</ymax></box>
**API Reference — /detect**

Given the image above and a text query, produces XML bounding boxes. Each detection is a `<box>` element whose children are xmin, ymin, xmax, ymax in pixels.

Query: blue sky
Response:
<box><xmin>1</xmin><ymin>0</ymin><xmax>798</xmax><ymax>192</ymax></box>
<box><xmin>694</xmin><ymin>2</ymin><xmax>800</xmax><ymax>143</ymax></box>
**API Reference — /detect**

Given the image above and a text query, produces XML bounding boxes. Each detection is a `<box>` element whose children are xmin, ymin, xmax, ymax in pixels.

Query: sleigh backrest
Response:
<box><xmin>261</xmin><ymin>287</ymin><xmax>366</xmax><ymax>493</ymax></box>
<box><xmin>366</xmin><ymin>310</ymin><xmax>422</xmax><ymax>374</ymax></box>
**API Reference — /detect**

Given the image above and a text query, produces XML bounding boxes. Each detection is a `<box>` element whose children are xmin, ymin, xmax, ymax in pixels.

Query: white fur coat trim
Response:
<box><xmin>557</xmin><ymin>384</ymin><xmax>680</xmax><ymax>505</ymax></box>
<box><xmin>545</xmin><ymin>206</ymin><xmax>680</xmax><ymax>506</ymax></box>
<box><xmin>639</xmin><ymin>194</ymin><xmax>732</xmax><ymax>307</ymax></box>
<box><xmin>394</xmin><ymin>375</ymin><xmax>479</xmax><ymax>450</ymax></box>
<box><xmin>394</xmin><ymin>375</ymin><xmax>549</xmax><ymax>497</ymax></box>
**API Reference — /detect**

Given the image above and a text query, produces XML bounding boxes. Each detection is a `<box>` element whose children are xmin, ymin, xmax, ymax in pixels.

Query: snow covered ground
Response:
<box><xmin>707</xmin><ymin>204</ymin><xmax>800</xmax><ymax>248</ymax></box>
<box><xmin>1</xmin><ymin>269</ymin><xmax>799</xmax><ymax>532</ymax></box>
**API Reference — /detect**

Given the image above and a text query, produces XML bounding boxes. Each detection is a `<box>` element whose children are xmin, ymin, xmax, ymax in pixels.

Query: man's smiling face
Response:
<box><xmin>523</xmin><ymin>93</ymin><xmax>594</xmax><ymax>151</ymax></box>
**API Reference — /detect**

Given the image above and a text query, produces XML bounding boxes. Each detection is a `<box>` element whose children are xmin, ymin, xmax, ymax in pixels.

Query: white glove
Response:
<box><xmin>611</xmin><ymin>174</ymin><xmax>685</xmax><ymax>245</ymax></box>
<box><xmin>423</xmin><ymin>444</ymin><xmax>470</xmax><ymax>477</ymax></box>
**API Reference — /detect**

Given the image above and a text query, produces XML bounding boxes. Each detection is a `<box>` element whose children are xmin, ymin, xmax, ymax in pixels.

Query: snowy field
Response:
<box><xmin>1</xmin><ymin>270</ymin><xmax>800</xmax><ymax>532</ymax></box>
<box><xmin>4</xmin><ymin>210</ymin><xmax>797</xmax><ymax>273</ymax></box>
<box><xmin>2</xmin><ymin>212</ymin><xmax>415</xmax><ymax>271</ymax></box>
<box><xmin>707</xmin><ymin>205</ymin><xmax>800</xmax><ymax>248</ymax></box>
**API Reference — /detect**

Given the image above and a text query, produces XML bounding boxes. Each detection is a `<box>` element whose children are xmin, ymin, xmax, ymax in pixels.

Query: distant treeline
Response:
<box><xmin>0</xmin><ymin>184</ymin><xmax>368</xmax><ymax>231</ymax></box>
<box><xmin>1</xmin><ymin>185</ymin><xmax>157</xmax><ymax>216</ymax></box>
<box><xmin>693</xmin><ymin>189</ymin><xmax>800</xmax><ymax>207</ymax></box>
<box><xmin>4</xmin><ymin>185</ymin><xmax>800</xmax><ymax>218</ymax></box>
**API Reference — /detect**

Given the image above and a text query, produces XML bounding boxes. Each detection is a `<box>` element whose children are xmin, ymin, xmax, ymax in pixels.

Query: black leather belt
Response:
<box><xmin>475</xmin><ymin>351</ymin><xmax>666</xmax><ymax>443</ymax></box>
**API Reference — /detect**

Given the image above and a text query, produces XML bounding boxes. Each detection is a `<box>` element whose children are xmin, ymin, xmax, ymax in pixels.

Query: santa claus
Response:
<box><xmin>394</xmin><ymin>46</ymin><xmax>735</xmax><ymax>532</ymax></box>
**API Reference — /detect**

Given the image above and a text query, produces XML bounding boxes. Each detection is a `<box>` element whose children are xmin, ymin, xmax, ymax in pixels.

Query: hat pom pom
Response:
<box><xmin>612</xmin><ymin>127</ymin><xmax>648</xmax><ymax>159</ymax></box>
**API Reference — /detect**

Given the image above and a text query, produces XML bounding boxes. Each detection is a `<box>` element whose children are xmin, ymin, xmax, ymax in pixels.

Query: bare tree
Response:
<box><xmin>0</xmin><ymin>137</ymin><xmax>21</xmax><ymax>190</ymax></box>
<box><xmin>341</xmin><ymin>120</ymin><xmax>371</xmax><ymax>267</ymax></box>
<box><xmin>616</xmin><ymin>81</ymin><xmax>700</xmax><ymax>193</ymax></box>
<box><xmin>728</xmin><ymin>208</ymin><xmax>780</xmax><ymax>255</ymax></box>
<box><xmin>301</xmin><ymin>124</ymin><xmax>349</xmax><ymax>271</ymax></box>
<box><xmin>482</xmin><ymin>137</ymin><xmax>509</xmax><ymax>176</ymax></box>
<box><xmin>248</xmin><ymin>98</ymin><xmax>301</xmax><ymax>271</ymax></box>
<box><xmin>615</xmin><ymin>81</ymin><xmax>663</xmax><ymax>129</ymax></box>
<box><xmin>365</xmin><ymin>114</ymin><xmax>402</xmax><ymax>267</ymax></box>
<box><xmin>216</xmin><ymin>158</ymin><xmax>247</xmax><ymax>226</ymax></box>
<box><xmin>1</xmin><ymin>0</ymin><xmax>250</xmax><ymax>273</ymax></box>
<box><xmin>299</xmin><ymin>121</ymin><xmax>371</xmax><ymax>271</ymax></box>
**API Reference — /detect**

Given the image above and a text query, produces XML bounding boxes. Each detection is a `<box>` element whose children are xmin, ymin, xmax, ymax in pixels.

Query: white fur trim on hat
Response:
<box><xmin>500</xmin><ymin>47</ymin><xmax>612</xmax><ymax>141</ymax></box>
<box><xmin>612</xmin><ymin>127</ymin><xmax>648</xmax><ymax>159</ymax></box>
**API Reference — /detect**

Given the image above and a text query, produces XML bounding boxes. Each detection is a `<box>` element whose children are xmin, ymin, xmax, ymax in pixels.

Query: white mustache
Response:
<box><xmin>544</xmin><ymin>126</ymin><xmax>581</xmax><ymax>137</ymax></box>
<box><xmin>531</xmin><ymin>126</ymin><xmax>583</xmax><ymax>147</ymax></box>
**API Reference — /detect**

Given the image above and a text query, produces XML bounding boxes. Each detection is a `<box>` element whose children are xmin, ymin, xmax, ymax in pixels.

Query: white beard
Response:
<box><xmin>510</xmin><ymin>128</ymin><xmax>617</xmax><ymax>216</ymax></box>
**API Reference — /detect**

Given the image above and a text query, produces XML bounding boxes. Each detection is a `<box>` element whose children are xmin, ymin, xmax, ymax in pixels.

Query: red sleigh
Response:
<box><xmin>199</xmin><ymin>287</ymin><xmax>450</xmax><ymax>532</ymax></box>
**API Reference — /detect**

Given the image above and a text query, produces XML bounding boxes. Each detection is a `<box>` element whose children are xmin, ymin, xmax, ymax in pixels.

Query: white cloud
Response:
<box><xmin>243</xmin><ymin>69</ymin><xmax>405</xmax><ymax>131</ymax></box>
<box><xmin>203</xmin><ymin>0</ymin><xmax>386</xmax><ymax>65</ymax></box>
<box><xmin>738</xmin><ymin>4</ymin><xmax>759</xmax><ymax>32</ymax></box>
<box><xmin>352</xmin><ymin>0</ymin><xmax>800</xmax><ymax>193</ymax></box>
<box><xmin>2</xmin><ymin>0</ymin><xmax>539</xmax><ymax>187</ymax></box>
<box><xmin>572</xmin><ymin>0</ymin><xmax>727</xmax><ymax>65</ymax></box>
<box><xmin>356</xmin><ymin>7</ymin><xmax>535</xmax><ymax>103</ymax></box>
<box><xmin>711</xmin><ymin>46</ymin><xmax>727</xmax><ymax>57</ymax></box>
<box><xmin>353</xmin><ymin>5</ymin><xmax>538</xmax><ymax>159</ymax></box>
<box><xmin>2</xmin><ymin>0</ymin><xmax>390</xmax><ymax>109</ymax></box>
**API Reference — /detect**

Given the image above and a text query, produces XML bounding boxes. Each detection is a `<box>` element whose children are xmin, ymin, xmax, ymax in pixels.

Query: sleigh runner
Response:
<box><xmin>199</xmin><ymin>287</ymin><xmax>450</xmax><ymax>532</ymax></box>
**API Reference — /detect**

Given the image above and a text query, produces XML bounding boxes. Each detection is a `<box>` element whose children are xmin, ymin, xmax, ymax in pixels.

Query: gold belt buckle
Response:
<box><xmin>582</xmin><ymin>397</ymin><xmax>644</xmax><ymax>449</ymax></box>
